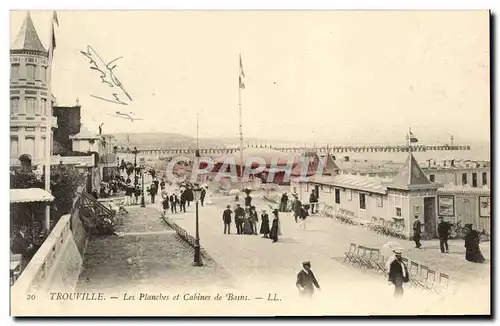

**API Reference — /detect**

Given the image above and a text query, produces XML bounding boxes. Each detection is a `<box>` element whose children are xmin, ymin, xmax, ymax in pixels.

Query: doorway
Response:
<box><xmin>423</xmin><ymin>197</ymin><xmax>437</xmax><ymax>237</ymax></box>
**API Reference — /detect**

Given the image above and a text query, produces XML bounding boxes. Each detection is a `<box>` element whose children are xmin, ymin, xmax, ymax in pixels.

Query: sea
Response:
<box><xmin>341</xmin><ymin>143</ymin><xmax>490</xmax><ymax>164</ymax></box>
<box><xmin>272</xmin><ymin>142</ymin><xmax>491</xmax><ymax>164</ymax></box>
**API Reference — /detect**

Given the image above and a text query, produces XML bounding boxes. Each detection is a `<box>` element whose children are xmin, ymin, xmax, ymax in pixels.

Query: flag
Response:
<box><xmin>50</xmin><ymin>11</ymin><xmax>59</xmax><ymax>53</ymax></box>
<box><xmin>409</xmin><ymin>131</ymin><xmax>418</xmax><ymax>143</ymax></box>
<box><xmin>239</xmin><ymin>54</ymin><xmax>245</xmax><ymax>89</ymax></box>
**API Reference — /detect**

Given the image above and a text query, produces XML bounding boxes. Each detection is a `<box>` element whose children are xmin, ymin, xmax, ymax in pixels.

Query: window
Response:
<box><xmin>42</xmin><ymin>66</ymin><xmax>48</xmax><ymax>81</ymax></box>
<box><xmin>26</xmin><ymin>97</ymin><xmax>36</xmax><ymax>116</ymax></box>
<box><xmin>359</xmin><ymin>193</ymin><xmax>366</xmax><ymax>210</ymax></box>
<box><xmin>429</xmin><ymin>174</ymin><xmax>435</xmax><ymax>182</ymax></box>
<box><xmin>462</xmin><ymin>173</ymin><xmax>468</xmax><ymax>185</ymax></box>
<box><xmin>10</xmin><ymin>64</ymin><xmax>20</xmax><ymax>79</ymax></box>
<box><xmin>347</xmin><ymin>189</ymin><xmax>352</xmax><ymax>201</ymax></box>
<box><xmin>472</xmin><ymin>173</ymin><xmax>477</xmax><ymax>188</ymax></box>
<box><xmin>24</xmin><ymin>137</ymin><xmax>35</xmax><ymax>157</ymax></box>
<box><xmin>41</xmin><ymin>137</ymin><xmax>46</xmax><ymax>159</ymax></box>
<box><xmin>482</xmin><ymin>172</ymin><xmax>488</xmax><ymax>186</ymax></box>
<box><xmin>41</xmin><ymin>99</ymin><xmax>47</xmax><ymax>115</ymax></box>
<box><xmin>10</xmin><ymin>137</ymin><xmax>19</xmax><ymax>159</ymax></box>
<box><xmin>26</xmin><ymin>64</ymin><xmax>36</xmax><ymax>79</ymax></box>
<box><xmin>334</xmin><ymin>188</ymin><xmax>341</xmax><ymax>204</ymax></box>
<box><xmin>10</xmin><ymin>98</ymin><xmax>19</xmax><ymax>115</ymax></box>
<box><xmin>376</xmin><ymin>195</ymin><xmax>383</xmax><ymax>207</ymax></box>
<box><xmin>396</xmin><ymin>207</ymin><xmax>402</xmax><ymax>217</ymax></box>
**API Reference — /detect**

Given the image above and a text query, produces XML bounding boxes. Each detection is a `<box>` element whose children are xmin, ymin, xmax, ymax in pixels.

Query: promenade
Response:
<box><xmin>72</xmin><ymin>190</ymin><xmax>489</xmax><ymax>315</ymax></box>
<box><xmin>161</xmin><ymin>192</ymin><xmax>489</xmax><ymax>314</ymax></box>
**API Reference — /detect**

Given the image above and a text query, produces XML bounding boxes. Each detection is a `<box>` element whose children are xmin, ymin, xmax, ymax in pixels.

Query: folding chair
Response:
<box><xmin>357</xmin><ymin>246</ymin><xmax>371</xmax><ymax>269</ymax></box>
<box><xmin>435</xmin><ymin>273</ymin><xmax>450</xmax><ymax>294</ymax></box>
<box><xmin>344</xmin><ymin>243</ymin><xmax>357</xmax><ymax>264</ymax></box>
<box><xmin>417</xmin><ymin>265</ymin><xmax>430</xmax><ymax>291</ymax></box>
<box><xmin>368</xmin><ymin>248</ymin><xmax>383</xmax><ymax>271</ymax></box>
<box><xmin>409</xmin><ymin>261</ymin><xmax>422</xmax><ymax>288</ymax></box>
<box><xmin>426</xmin><ymin>269</ymin><xmax>437</xmax><ymax>292</ymax></box>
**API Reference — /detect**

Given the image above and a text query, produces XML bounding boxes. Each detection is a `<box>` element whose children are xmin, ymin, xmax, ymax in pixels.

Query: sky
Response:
<box><xmin>10</xmin><ymin>10</ymin><xmax>490</xmax><ymax>144</ymax></box>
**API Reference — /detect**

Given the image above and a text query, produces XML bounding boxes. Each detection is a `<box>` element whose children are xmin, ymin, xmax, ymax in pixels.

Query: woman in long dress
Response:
<box><xmin>270</xmin><ymin>209</ymin><xmax>279</xmax><ymax>243</ymax></box>
<box><xmin>464</xmin><ymin>224</ymin><xmax>486</xmax><ymax>263</ymax></box>
<box><xmin>260</xmin><ymin>210</ymin><xmax>270</xmax><ymax>238</ymax></box>
<box><xmin>243</xmin><ymin>208</ymin><xmax>254</xmax><ymax>235</ymax></box>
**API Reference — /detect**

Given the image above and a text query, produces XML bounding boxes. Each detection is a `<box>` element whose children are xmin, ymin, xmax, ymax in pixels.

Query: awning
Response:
<box><xmin>10</xmin><ymin>188</ymin><xmax>55</xmax><ymax>204</ymax></box>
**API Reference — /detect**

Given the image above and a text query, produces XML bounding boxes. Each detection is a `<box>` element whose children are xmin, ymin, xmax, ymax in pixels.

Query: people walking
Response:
<box><xmin>293</xmin><ymin>197</ymin><xmax>302</xmax><ymax>223</ymax></box>
<box><xmin>243</xmin><ymin>207</ymin><xmax>254</xmax><ymax>235</ymax></box>
<box><xmin>149</xmin><ymin>183</ymin><xmax>158</xmax><ymax>204</ymax></box>
<box><xmin>464</xmin><ymin>224</ymin><xmax>486</xmax><ymax>263</ymax></box>
<box><xmin>161</xmin><ymin>195</ymin><xmax>169</xmax><ymax>215</ymax></box>
<box><xmin>260</xmin><ymin>210</ymin><xmax>270</xmax><ymax>238</ymax></box>
<box><xmin>234</xmin><ymin>204</ymin><xmax>245</xmax><ymax>235</ymax></box>
<box><xmin>309</xmin><ymin>190</ymin><xmax>318</xmax><ymax>215</ymax></box>
<box><xmin>280</xmin><ymin>193</ymin><xmax>289</xmax><ymax>212</ymax></box>
<box><xmin>200</xmin><ymin>187</ymin><xmax>206</xmax><ymax>207</ymax></box>
<box><xmin>299</xmin><ymin>204</ymin><xmax>309</xmax><ymax>230</ymax></box>
<box><xmin>270</xmin><ymin>209</ymin><xmax>280</xmax><ymax>243</ymax></box>
<box><xmin>180</xmin><ymin>189</ymin><xmax>187</xmax><ymax>213</ymax></box>
<box><xmin>222</xmin><ymin>205</ymin><xmax>233</xmax><ymax>234</ymax></box>
<box><xmin>296</xmin><ymin>261</ymin><xmax>321</xmax><ymax>298</ymax></box>
<box><xmin>437</xmin><ymin>217</ymin><xmax>450</xmax><ymax>253</ymax></box>
<box><xmin>388</xmin><ymin>250</ymin><xmax>409</xmax><ymax>297</ymax></box>
<box><xmin>170</xmin><ymin>193</ymin><xmax>178</xmax><ymax>213</ymax></box>
<box><xmin>250</xmin><ymin>206</ymin><xmax>259</xmax><ymax>235</ymax></box>
<box><xmin>412</xmin><ymin>216</ymin><xmax>422</xmax><ymax>249</ymax></box>
<box><xmin>244</xmin><ymin>193</ymin><xmax>253</xmax><ymax>207</ymax></box>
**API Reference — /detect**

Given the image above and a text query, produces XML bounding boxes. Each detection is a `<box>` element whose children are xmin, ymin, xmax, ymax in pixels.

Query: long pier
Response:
<box><xmin>116</xmin><ymin>144</ymin><xmax>471</xmax><ymax>156</ymax></box>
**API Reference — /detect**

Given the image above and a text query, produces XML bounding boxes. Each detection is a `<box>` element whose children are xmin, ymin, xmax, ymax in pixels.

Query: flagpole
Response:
<box><xmin>407</xmin><ymin>127</ymin><xmax>412</xmax><ymax>153</ymax></box>
<box><xmin>238</xmin><ymin>54</ymin><xmax>244</xmax><ymax>190</ymax></box>
<box><xmin>44</xmin><ymin>11</ymin><xmax>56</xmax><ymax>233</ymax></box>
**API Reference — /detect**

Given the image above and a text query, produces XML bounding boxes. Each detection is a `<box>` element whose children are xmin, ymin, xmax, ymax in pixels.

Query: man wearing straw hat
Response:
<box><xmin>388</xmin><ymin>249</ymin><xmax>409</xmax><ymax>297</ymax></box>
<box><xmin>296</xmin><ymin>261</ymin><xmax>321</xmax><ymax>298</ymax></box>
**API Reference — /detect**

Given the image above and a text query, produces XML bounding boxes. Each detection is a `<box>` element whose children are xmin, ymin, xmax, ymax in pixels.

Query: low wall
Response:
<box><xmin>11</xmin><ymin>214</ymin><xmax>83</xmax><ymax>305</ymax></box>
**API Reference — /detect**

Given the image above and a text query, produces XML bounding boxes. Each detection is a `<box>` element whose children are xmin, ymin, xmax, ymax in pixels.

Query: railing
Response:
<box><xmin>12</xmin><ymin>214</ymin><xmax>77</xmax><ymax>297</ymax></box>
<box><xmin>161</xmin><ymin>215</ymin><xmax>211</xmax><ymax>261</ymax></box>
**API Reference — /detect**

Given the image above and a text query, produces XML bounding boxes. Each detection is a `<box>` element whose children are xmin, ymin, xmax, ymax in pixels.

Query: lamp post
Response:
<box><xmin>140</xmin><ymin>165</ymin><xmax>146</xmax><ymax>207</ymax></box>
<box><xmin>132</xmin><ymin>147</ymin><xmax>138</xmax><ymax>186</ymax></box>
<box><xmin>192</xmin><ymin>183</ymin><xmax>203</xmax><ymax>266</ymax></box>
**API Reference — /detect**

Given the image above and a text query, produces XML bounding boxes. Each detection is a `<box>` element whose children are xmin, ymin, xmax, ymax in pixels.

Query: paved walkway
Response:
<box><xmin>164</xmin><ymin>195</ymin><xmax>488</xmax><ymax>315</ymax></box>
<box><xmin>76</xmin><ymin>206</ymin><xmax>234</xmax><ymax>297</ymax></box>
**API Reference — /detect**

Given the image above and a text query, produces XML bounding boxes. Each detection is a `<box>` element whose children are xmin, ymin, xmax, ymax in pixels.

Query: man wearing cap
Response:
<box><xmin>222</xmin><ymin>205</ymin><xmax>233</xmax><ymax>234</ymax></box>
<box><xmin>296</xmin><ymin>261</ymin><xmax>321</xmax><ymax>298</ymax></box>
<box><xmin>388</xmin><ymin>250</ymin><xmax>409</xmax><ymax>297</ymax></box>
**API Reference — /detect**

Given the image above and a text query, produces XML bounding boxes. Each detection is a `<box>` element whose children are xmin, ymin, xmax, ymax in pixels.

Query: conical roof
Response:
<box><xmin>389</xmin><ymin>152</ymin><xmax>434</xmax><ymax>190</ymax></box>
<box><xmin>11</xmin><ymin>12</ymin><xmax>47</xmax><ymax>53</ymax></box>
<box><xmin>323</xmin><ymin>154</ymin><xmax>340</xmax><ymax>175</ymax></box>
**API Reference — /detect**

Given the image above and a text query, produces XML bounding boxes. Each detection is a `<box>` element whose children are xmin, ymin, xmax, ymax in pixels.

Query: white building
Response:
<box><xmin>10</xmin><ymin>12</ymin><xmax>57</xmax><ymax>162</ymax></box>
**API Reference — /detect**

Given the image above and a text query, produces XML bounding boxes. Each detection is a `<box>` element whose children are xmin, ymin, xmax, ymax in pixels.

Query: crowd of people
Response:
<box><xmin>221</xmin><ymin>192</ymin><xmax>281</xmax><ymax>242</ymax></box>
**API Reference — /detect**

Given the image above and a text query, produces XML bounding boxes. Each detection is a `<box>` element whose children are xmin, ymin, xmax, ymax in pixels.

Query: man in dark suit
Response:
<box><xmin>296</xmin><ymin>261</ymin><xmax>321</xmax><ymax>298</ymax></box>
<box><xmin>11</xmin><ymin>226</ymin><xmax>33</xmax><ymax>261</ymax></box>
<box><xmin>180</xmin><ymin>190</ymin><xmax>187</xmax><ymax>213</ymax></box>
<box><xmin>412</xmin><ymin>216</ymin><xmax>422</xmax><ymax>249</ymax></box>
<box><xmin>388</xmin><ymin>250</ymin><xmax>409</xmax><ymax>297</ymax></box>
<box><xmin>234</xmin><ymin>204</ymin><xmax>245</xmax><ymax>235</ymax></box>
<box><xmin>437</xmin><ymin>217</ymin><xmax>450</xmax><ymax>253</ymax></box>
<box><xmin>222</xmin><ymin>205</ymin><xmax>233</xmax><ymax>234</ymax></box>
<box><xmin>200</xmin><ymin>187</ymin><xmax>207</xmax><ymax>207</ymax></box>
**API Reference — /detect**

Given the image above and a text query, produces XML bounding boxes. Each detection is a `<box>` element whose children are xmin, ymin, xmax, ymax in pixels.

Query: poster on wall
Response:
<box><xmin>438</xmin><ymin>195</ymin><xmax>454</xmax><ymax>216</ymax></box>
<box><xmin>479</xmin><ymin>196</ymin><xmax>490</xmax><ymax>217</ymax></box>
